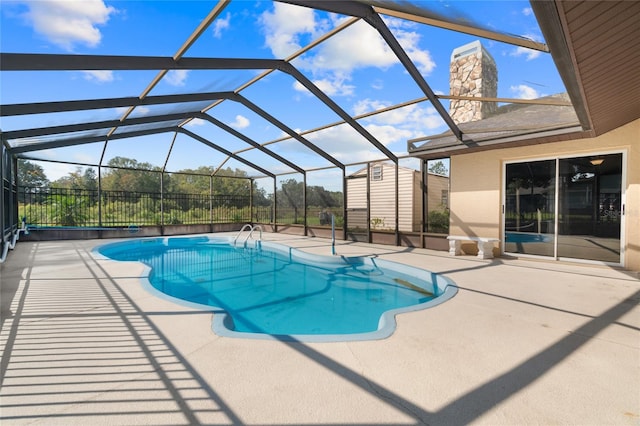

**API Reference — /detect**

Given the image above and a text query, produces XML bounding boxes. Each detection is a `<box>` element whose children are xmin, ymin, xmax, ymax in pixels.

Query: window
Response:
<box><xmin>371</xmin><ymin>165</ymin><xmax>382</xmax><ymax>181</ymax></box>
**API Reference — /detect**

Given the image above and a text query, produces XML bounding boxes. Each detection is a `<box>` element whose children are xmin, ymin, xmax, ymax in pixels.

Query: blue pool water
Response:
<box><xmin>505</xmin><ymin>232</ymin><xmax>552</xmax><ymax>243</ymax></box>
<box><xmin>96</xmin><ymin>236</ymin><xmax>457</xmax><ymax>341</ymax></box>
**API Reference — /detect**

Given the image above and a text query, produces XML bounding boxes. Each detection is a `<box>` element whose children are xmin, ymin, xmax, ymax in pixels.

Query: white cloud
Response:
<box><xmin>136</xmin><ymin>106</ymin><xmax>150</xmax><ymax>116</ymax></box>
<box><xmin>112</xmin><ymin>106</ymin><xmax>151</xmax><ymax>120</ymax></box>
<box><xmin>353</xmin><ymin>98</ymin><xmax>389</xmax><ymax>116</ymax></box>
<box><xmin>296</xmin><ymin>21</ymin><xmax>391</xmax><ymax>97</ymax></box>
<box><xmin>510</xmin><ymin>33</ymin><xmax>543</xmax><ymax>61</ymax></box>
<box><xmin>186</xmin><ymin>118</ymin><xmax>207</xmax><ymax>127</ymax></box>
<box><xmin>273</xmin><ymin>98</ymin><xmax>444</xmax><ymax>162</ymax></box>
<box><xmin>293</xmin><ymin>77</ymin><xmax>355</xmax><ymax>97</ymax></box>
<box><xmin>212</xmin><ymin>12</ymin><xmax>230</xmax><ymax>38</ymax></box>
<box><xmin>115</xmin><ymin>106</ymin><xmax>149</xmax><ymax>116</ymax></box>
<box><xmin>364</xmin><ymin>123</ymin><xmax>413</xmax><ymax>145</ymax></box>
<box><xmin>82</xmin><ymin>70</ymin><xmax>114</xmax><ymax>83</ymax></box>
<box><xmin>354</xmin><ymin>98</ymin><xmax>443</xmax><ymax>131</ymax></box>
<box><xmin>260</xmin><ymin>2</ymin><xmax>320</xmax><ymax>58</ymax></box>
<box><xmin>271</xmin><ymin>125</ymin><xmax>368</xmax><ymax>163</ymax></box>
<box><xmin>21</xmin><ymin>0</ymin><xmax>116</xmax><ymax>51</ymax></box>
<box><xmin>302</xmin><ymin>17</ymin><xmax>434</xmax><ymax>75</ymax></box>
<box><xmin>230</xmin><ymin>115</ymin><xmax>250</xmax><ymax>129</ymax></box>
<box><xmin>510</xmin><ymin>84</ymin><xmax>540</xmax><ymax>99</ymax></box>
<box><xmin>286</xmin><ymin>99</ymin><xmax>443</xmax><ymax>161</ymax></box>
<box><xmin>387</xmin><ymin>17</ymin><xmax>436</xmax><ymax>75</ymax></box>
<box><xmin>522</xmin><ymin>7</ymin><xmax>533</xmax><ymax>16</ymax></box>
<box><xmin>304</xmin><ymin>125</ymin><xmax>388</xmax><ymax>162</ymax></box>
<box><xmin>511</xmin><ymin>46</ymin><xmax>542</xmax><ymax>61</ymax></box>
<box><xmin>164</xmin><ymin>70</ymin><xmax>189</xmax><ymax>86</ymax></box>
<box><xmin>305</xmin><ymin>20</ymin><xmax>397</xmax><ymax>72</ymax></box>
<box><xmin>261</xmin><ymin>6</ymin><xmax>434</xmax><ymax>99</ymax></box>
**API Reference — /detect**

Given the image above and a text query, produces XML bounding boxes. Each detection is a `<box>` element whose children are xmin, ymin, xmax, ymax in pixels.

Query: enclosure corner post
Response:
<box><xmin>249</xmin><ymin>177</ymin><xmax>254</xmax><ymax>226</ymax></box>
<box><xmin>160</xmin><ymin>171</ymin><xmax>165</xmax><ymax>235</ymax></box>
<box><xmin>342</xmin><ymin>166</ymin><xmax>347</xmax><ymax>241</ymax></box>
<box><xmin>98</xmin><ymin>165</ymin><xmax>103</xmax><ymax>229</ymax></box>
<box><xmin>209</xmin><ymin>175</ymin><xmax>213</xmax><ymax>232</ymax></box>
<box><xmin>272</xmin><ymin>176</ymin><xmax>277</xmax><ymax>233</ymax></box>
<box><xmin>303</xmin><ymin>172</ymin><xmax>307</xmax><ymax>236</ymax></box>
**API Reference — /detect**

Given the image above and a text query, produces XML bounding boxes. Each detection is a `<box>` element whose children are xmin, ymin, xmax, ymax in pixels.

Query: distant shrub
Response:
<box><xmin>428</xmin><ymin>210</ymin><xmax>449</xmax><ymax>234</ymax></box>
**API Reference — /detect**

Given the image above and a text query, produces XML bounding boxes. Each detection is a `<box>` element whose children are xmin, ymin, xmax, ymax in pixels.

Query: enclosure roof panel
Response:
<box><xmin>1</xmin><ymin>0</ymin><xmax>628</xmax><ymax>181</ymax></box>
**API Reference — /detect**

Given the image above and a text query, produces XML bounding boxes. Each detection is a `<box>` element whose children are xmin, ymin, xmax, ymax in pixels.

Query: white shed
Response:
<box><xmin>346</xmin><ymin>163</ymin><xmax>422</xmax><ymax>232</ymax></box>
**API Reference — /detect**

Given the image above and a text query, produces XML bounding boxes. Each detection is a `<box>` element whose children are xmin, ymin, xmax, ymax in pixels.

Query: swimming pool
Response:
<box><xmin>95</xmin><ymin>236</ymin><xmax>457</xmax><ymax>342</ymax></box>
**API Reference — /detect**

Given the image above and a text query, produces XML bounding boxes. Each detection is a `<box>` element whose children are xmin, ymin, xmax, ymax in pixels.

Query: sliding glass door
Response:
<box><xmin>504</xmin><ymin>160</ymin><xmax>556</xmax><ymax>257</ymax></box>
<box><xmin>504</xmin><ymin>153</ymin><xmax>623</xmax><ymax>264</ymax></box>
<box><xmin>557</xmin><ymin>154</ymin><xmax>623</xmax><ymax>262</ymax></box>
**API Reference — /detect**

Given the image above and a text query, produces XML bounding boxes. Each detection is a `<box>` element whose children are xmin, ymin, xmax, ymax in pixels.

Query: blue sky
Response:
<box><xmin>0</xmin><ymin>0</ymin><xmax>567</xmax><ymax>189</ymax></box>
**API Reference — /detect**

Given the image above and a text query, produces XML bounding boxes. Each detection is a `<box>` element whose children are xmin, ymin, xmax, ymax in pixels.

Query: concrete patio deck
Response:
<box><xmin>1</xmin><ymin>233</ymin><xmax>638</xmax><ymax>425</ymax></box>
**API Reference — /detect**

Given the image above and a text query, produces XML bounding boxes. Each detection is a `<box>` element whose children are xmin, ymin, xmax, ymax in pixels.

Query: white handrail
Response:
<box><xmin>233</xmin><ymin>224</ymin><xmax>263</xmax><ymax>248</ymax></box>
<box><xmin>241</xmin><ymin>225</ymin><xmax>262</xmax><ymax>248</ymax></box>
<box><xmin>232</xmin><ymin>224</ymin><xmax>253</xmax><ymax>245</ymax></box>
<box><xmin>246</xmin><ymin>225</ymin><xmax>263</xmax><ymax>245</ymax></box>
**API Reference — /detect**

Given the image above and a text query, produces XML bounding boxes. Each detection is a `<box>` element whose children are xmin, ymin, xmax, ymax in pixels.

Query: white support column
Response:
<box><xmin>477</xmin><ymin>240</ymin><xmax>495</xmax><ymax>259</ymax></box>
<box><xmin>449</xmin><ymin>239</ymin><xmax>462</xmax><ymax>256</ymax></box>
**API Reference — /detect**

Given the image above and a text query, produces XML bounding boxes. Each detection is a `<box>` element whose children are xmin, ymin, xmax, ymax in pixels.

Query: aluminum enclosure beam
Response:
<box><xmin>363</xmin><ymin>0</ymin><xmax>549</xmax><ymax>52</ymax></box>
<box><xmin>9</xmin><ymin>124</ymin><xmax>275</xmax><ymax>179</ymax></box>
<box><xmin>282</xmin><ymin>64</ymin><xmax>397</xmax><ymax>162</ymax></box>
<box><xmin>0</xmin><ymin>53</ymin><xmax>286</xmax><ymax>72</ymax></box>
<box><xmin>1</xmin><ymin>92</ymin><xmax>233</xmax><ymax>116</ymax></box>
<box><xmin>2</xmin><ymin>90</ymin><xmax>342</xmax><ymax>171</ymax></box>
<box><xmin>177</xmin><ymin>128</ymin><xmax>274</xmax><ymax>178</ymax></box>
<box><xmin>1</xmin><ymin>111</ymin><xmax>304</xmax><ymax>175</ymax></box>
<box><xmin>229</xmin><ymin>93</ymin><xmax>345</xmax><ymax>170</ymax></box>
<box><xmin>8</xmin><ymin>126</ymin><xmax>180</xmax><ymax>154</ymax></box>
<box><xmin>193</xmin><ymin>113</ymin><xmax>305</xmax><ymax>175</ymax></box>
<box><xmin>2</xmin><ymin>112</ymin><xmax>194</xmax><ymax>140</ymax></box>
<box><xmin>278</xmin><ymin>0</ymin><xmax>466</xmax><ymax>143</ymax></box>
<box><xmin>2</xmin><ymin>53</ymin><xmax>387</xmax><ymax>163</ymax></box>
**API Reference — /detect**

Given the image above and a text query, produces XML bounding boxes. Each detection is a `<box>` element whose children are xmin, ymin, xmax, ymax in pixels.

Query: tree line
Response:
<box><xmin>18</xmin><ymin>157</ymin><xmax>343</xmax><ymax>211</ymax></box>
<box><xmin>19</xmin><ymin>157</ymin><xmax>258</xmax><ymax>196</ymax></box>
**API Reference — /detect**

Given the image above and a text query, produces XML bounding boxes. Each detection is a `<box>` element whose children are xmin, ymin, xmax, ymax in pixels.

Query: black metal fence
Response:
<box><xmin>19</xmin><ymin>187</ymin><xmax>254</xmax><ymax>227</ymax></box>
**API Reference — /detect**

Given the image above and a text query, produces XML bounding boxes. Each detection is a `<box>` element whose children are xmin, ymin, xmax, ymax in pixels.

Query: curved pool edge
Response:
<box><xmin>212</xmin><ymin>282</ymin><xmax>458</xmax><ymax>343</ymax></box>
<box><xmin>92</xmin><ymin>235</ymin><xmax>459</xmax><ymax>343</ymax></box>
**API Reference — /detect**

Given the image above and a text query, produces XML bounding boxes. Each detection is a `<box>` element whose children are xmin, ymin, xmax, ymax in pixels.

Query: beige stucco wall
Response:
<box><xmin>450</xmin><ymin>118</ymin><xmax>639</xmax><ymax>271</ymax></box>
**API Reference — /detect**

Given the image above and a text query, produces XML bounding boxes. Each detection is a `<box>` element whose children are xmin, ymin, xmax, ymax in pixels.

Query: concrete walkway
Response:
<box><xmin>1</xmin><ymin>234</ymin><xmax>638</xmax><ymax>425</ymax></box>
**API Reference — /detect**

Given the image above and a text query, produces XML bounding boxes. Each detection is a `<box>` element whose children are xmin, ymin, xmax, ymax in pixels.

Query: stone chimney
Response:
<box><xmin>449</xmin><ymin>40</ymin><xmax>498</xmax><ymax>124</ymax></box>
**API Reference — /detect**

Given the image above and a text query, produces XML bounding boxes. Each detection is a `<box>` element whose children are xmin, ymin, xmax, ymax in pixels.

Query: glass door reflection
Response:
<box><xmin>557</xmin><ymin>154</ymin><xmax>622</xmax><ymax>263</ymax></box>
<box><xmin>504</xmin><ymin>160</ymin><xmax>556</xmax><ymax>257</ymax></box>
